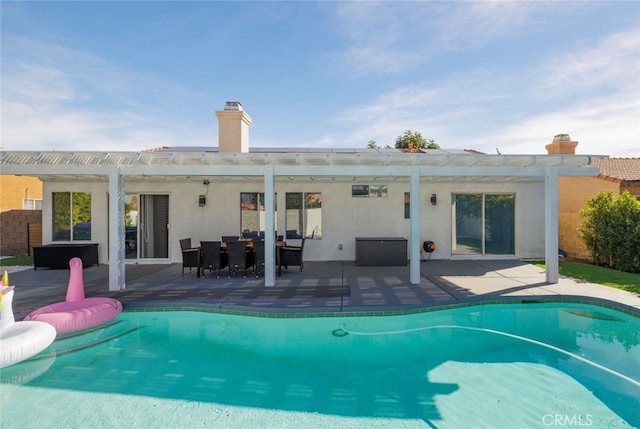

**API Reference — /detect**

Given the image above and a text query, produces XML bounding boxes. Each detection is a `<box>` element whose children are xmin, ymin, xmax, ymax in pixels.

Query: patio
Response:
<box><xmin>5</xmin><ymin>259</ymin><xmax>640</xmax><ymax>319</ymax></box>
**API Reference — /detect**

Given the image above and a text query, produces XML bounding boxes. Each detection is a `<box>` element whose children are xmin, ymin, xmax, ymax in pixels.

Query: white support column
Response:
<box><xmin>264</xmin><ymin>165</ymin><xmax>276</xmax><ymax>287</ymax></box>
<box><xmin>108</xmin><ymin>168</ymin><xmax>126</xmax><ymax>291</ymax></box>
<box><xmin>409</xmin><ymin>167</ymin><xmax>421</xmax><ymax>284</ymax></box>
<box><xmin>545</xmin><ymin>168</ymin><xmax>559</xmax><ymax>284</ymax></box>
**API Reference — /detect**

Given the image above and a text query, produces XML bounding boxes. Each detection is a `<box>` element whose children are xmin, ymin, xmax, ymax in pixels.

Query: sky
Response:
<box><xmin>1</xmin><ymin>1</ymin><xmax>639</xmax><ymax>157</ymax></box>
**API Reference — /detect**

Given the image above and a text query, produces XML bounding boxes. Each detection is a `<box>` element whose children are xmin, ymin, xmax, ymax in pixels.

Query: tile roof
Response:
<box><xmin>590</xmin><ymin>158</ymin><xmax>640</xmax><ymax>181</ymax></box>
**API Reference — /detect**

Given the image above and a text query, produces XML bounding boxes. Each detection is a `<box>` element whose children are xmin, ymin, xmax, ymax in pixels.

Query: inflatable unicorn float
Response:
<box><xmin>25</xmin><ymin>257</ymin><xmax>123</xmax><ymax>333</ymax></box>
<box><xmin>0</xmin><ymin>271</ymin><xmax>57</xmax><ymax>368</ymax></box>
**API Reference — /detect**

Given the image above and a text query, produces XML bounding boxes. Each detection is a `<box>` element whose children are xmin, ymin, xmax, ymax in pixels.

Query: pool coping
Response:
<box><xmin>122</xmin><ymin>294</ymin><xmax>640</xmax><ymax>318</ymax></box>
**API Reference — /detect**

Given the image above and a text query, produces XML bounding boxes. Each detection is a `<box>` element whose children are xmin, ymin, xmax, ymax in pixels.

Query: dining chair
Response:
<box><xmin>200</xmin><ymin>241</ymin><xmax>227</xmax><ymax>278</ymax></box>
<box><xmin>278</xmin><ymin>238</ymin><xmax>305</xmax><ymax>276</ymax></box>
<box><xmin>179</xmin><ymin>238</ymin><xmax>199</xmax><ymax>276</ymax></box>
<box><xmin>226</xmin><ymin>241</ymin><xmax>251</xmax><ymax>278</ymax></box>
<box><xmin>252</xmin><ymin>240</ymin><xmax>265</xmax><ymax>277</ymax></box>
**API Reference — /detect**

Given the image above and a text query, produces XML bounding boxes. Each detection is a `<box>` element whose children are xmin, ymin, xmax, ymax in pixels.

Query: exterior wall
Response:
<box><xmin>0</xmin><ymin>175</ymin><xmax>43</xmax><ymax>211</ymax></box>
<box><xmin>41</xmin><ymin>181</ymin><xmax>110</xmax><ymax>263</ymax></box>
<box><xmin>621</xmin><ymin>181</ymin><xmax>640</xmax><ymax>197</ymax></box>
<box><xmin>558</xmin><ymin>176</ymin><xmax>620</xmax><ymax>261</ymax></box>
<box><xmin>42</xmin><ymin>178</ymin><xmax>547</xmax><ymax>264</ymax></box>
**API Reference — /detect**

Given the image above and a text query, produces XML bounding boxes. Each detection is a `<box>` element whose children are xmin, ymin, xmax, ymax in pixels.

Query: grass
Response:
<box><xmin>533</xmin><ymin>261</ymin><xmax>640</xmax><ymax>295</ymax></box>
<box><xmin>0</xmin><ymin>256</ymin><xmax>33</xmax><ymax>267</ymax></box>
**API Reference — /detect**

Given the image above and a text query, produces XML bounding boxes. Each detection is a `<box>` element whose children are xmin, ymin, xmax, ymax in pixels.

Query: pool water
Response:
<box><xmin>1</xmin><ymin>302</ymin><xmax>639</xmax><ymax>428</ymax></box>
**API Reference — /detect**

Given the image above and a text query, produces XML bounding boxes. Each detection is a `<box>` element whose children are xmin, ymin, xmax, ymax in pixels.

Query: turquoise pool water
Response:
<box><xmin>1</xmin><ymin>302</ymin><xmax>639</xmax><ymax>428</ymax></box>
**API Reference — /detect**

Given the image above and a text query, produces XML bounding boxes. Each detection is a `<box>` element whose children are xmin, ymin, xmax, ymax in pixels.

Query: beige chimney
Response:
<box><xmin>216</xmin><ymin>101</ymin><xmax>252</xmax><ymax>153</ymax></box>
<box><xmin>545</xmin><ymin>134</ymin><xmax>578</xmax><ymax>154</ymax></box>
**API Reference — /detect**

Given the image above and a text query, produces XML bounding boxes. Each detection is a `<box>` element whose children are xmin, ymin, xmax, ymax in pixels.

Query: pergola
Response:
<box><xmin>1</xmin><ymin>148</ymin><xmax>599</xmax><ymax>290</ymax></box>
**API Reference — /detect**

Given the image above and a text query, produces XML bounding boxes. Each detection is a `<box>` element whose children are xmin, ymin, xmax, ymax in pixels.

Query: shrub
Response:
<box><xmin>579</xmin><ymin>191</ymin><xmax>640</xmax><ymax>273</ymax></box>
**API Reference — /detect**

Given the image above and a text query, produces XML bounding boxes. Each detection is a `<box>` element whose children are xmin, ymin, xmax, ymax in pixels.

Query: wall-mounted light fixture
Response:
<box><xmin>430</xmin><ymin>193</ymin><xmax>437</xmax><ymax>205</ymax></box>
<box><xmin>199</xmin><ymin>180</ymin><xmax>210</xmax><ymax>207</ymax></box>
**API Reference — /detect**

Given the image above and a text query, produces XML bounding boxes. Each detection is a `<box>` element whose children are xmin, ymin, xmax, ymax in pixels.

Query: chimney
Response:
<box><xmin>216</xmin><ymin>101</ymin><xmax>252</xmax><ymax>153</ymax></box>
<box><xmin>545</xmin><ymin>134</ymin><xmax>578</xmax><ymax>155</ymax></box>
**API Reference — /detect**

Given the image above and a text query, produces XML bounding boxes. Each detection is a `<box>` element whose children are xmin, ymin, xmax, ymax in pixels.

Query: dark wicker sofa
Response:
<box><xmin>33</xmin><ymin>243</ymin><xmax>99</xmax><ymax>270</ymax></box>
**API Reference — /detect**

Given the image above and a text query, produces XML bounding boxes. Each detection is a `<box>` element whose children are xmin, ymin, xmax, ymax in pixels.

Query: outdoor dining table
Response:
<box><xmin>196</xmin><ymin>240</ymin><xmax>284</xmax><ymax>277</ymax></box>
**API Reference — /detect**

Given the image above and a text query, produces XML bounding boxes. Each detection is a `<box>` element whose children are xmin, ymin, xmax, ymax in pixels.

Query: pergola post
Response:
<box><xmin>409</xmin><ymin>167</ymin><xmax>421</xmax><ymax>284</ymax></box>
<box><xmin>545</xmin><ymin>168</ymin><xmax>559</xmax><ymax>284</ymax></box>
<box><xmin>264</xmin><ymin>165</ymin><xmax>276</xmax><ymax>286</ymax></box>
<box><xmin>108</xmin><ymin>168</ymin><xmax>126</xmax><ymax>291</ymax></box>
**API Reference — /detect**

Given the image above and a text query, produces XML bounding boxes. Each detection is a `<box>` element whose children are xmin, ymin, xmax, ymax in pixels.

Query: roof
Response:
<box><xmin>145</xmin><ymin>146</ymin><xmax>475</xmax><ymax>155</ymax></box>
<box><xmin>590</xmin><ymin>158</ymin><xmax>640</xmax><ymax>182</ymax></box>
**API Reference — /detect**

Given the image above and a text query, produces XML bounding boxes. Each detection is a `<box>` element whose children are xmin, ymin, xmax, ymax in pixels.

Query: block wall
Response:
<box><xmin>0</xmin><ymin>210</ymin><xmax>42</xmax><ymax>257</ymax></box>
<box><xmin>558</xmin><ymin>176</ymin><xmax>620</xmax><ymax>260</ymax></box>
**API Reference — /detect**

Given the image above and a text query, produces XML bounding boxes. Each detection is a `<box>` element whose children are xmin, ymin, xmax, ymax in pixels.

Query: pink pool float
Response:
<box><xmin>24</xmin><ymin>257</ymin><xmax>122</xmax><ymax>334</ymax></box>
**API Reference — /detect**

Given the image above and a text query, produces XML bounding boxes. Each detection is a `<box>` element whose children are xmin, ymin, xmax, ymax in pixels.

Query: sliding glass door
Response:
<box><xmin>452</xmin><ymin>193</ymin><xmax>514</xmax><ymax>255</ymax></box>
<box><xmin>124</xmin><ymin>194</ymin><xmax>169</xmax><ymax>260</ymax></box>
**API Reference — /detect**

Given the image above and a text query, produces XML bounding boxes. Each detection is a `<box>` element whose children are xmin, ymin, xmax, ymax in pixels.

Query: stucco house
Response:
<box><xmin>548</xmin><ymin>135</ymin><xmax>640</xmax><ymax>261</ymax></box>
<box><xmin>0</xmin><ymin>102</ymin><xmax>599</xmax><ymax>290</ymax></box>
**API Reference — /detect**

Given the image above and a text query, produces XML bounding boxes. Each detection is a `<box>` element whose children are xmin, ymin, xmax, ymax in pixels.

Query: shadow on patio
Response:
<box><xmin>5</xmin><ymin>259</ymin><xmax>559</xmax><ymax>319</ymax></box>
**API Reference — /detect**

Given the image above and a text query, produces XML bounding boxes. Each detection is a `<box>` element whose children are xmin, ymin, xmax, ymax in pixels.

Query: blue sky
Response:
<box><xmin>2</xmin><ymin>1</ymin><xmax>639</xmax><ymax>157</ymax></box>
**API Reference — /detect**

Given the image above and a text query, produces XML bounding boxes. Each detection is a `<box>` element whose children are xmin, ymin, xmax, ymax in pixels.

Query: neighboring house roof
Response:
<box><xmin>590</xmin><ymin>158</ymin><xmax>640</xmax><ymax>182</ymax></box>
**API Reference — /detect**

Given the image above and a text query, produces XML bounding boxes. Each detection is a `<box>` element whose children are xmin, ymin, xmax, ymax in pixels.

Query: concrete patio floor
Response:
<box><xmin>4</xmin><ymin>259</ymin><xmax>640</xmax><ymax>319</ymax></box>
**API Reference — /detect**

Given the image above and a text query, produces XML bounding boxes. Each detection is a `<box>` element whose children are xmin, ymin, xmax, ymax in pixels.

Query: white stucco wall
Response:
<box><xmin>42</xmin><ymin>177</ymin><xmax>546</xmax><ymax>264</ymax></box>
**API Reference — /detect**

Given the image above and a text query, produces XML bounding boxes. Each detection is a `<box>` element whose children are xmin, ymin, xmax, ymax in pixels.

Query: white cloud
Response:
<box><xmin>334</xmin><ymin>69</ymin><xmax>512</xmax><ymax>147</ymax></box>
<box><xmin>537</xmin><ymin>28</ymin><xmax>640</xmax><ymax>96</ymax></box>
<box><xmin>1</xmin><ymin>36</ymin><xmax>212</xmax><ymax>151</ymax></box>
<box><xmin>476</xmin><ymin>27</ymin><xmax>640</xmax><ymax>157</ymax></box>
<box><xmin>332</xmin><ymin>21</ymin><xmax>640</xmax><ymax>157</ymax></box>
<box><xmin>5</xmin><ymin>63</ymin><xmax>76</xmax><ymax>103</ymax></box>
<box><xmin>326</xmin><ymin>2</ymin><xmax>563</xmax><ymax>76</ymax></box>
<box><xmin>472</xmin><ymin>91</ymin><xmax>640</xmax><ymax>157</ymax></box>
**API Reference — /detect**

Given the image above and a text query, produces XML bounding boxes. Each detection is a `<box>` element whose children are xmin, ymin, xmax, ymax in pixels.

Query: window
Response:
<box><xmin>52</xmin><ymin>192</ymin><xmax>91</xmax><ymax>241</ymax></box>
<box><xmin>22</xmin><ymin>198</ymin><xmax>42</xmax><ymax>210</ymax></box>
<box><xmin>352</xmin><ymin>185</ymin><xmax>369</xmax><ymax>197</ymax></box>
<box><xmin>240</xmin><ymin>192</ymin><xmax>276</xmax><ymax>238</ymax></box>
<box><xmin>404</xmin><ymin>192</ymin><xmax>410</xmax><ymax>219</ymax></box>
<box><xmin>352</xmin><ymin>184</ymin><xmax>387</xmax><ymax>197</ymax></box>
<box><xmin>369</xmin><ymin>185</ymin><xmax>387</xmax><ymax>198</ymax></box>
<box><xmin>285</xmin><ymin>192</ymin><xmax>322</xmax><ymax>239</ymax></box>
<box><xmin>452</xmin><ymin>193</ymin><xmax>514</xmax><ymax>255</ymax></box>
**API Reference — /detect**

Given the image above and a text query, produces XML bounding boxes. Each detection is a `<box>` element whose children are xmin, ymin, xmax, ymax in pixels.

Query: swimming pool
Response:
<box><xmin>1</xmin><ymin>302</ymin><xmax>638</xmax><ymax>428</ymax></box>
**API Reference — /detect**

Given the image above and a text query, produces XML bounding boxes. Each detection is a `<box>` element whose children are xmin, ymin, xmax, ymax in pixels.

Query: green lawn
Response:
<box><xmin>533</xmin><ymin>261</ymin><xmax>640</xmax><ymax>295</ymax></box>
<box><xmin>0</xmin><ymin>256</ymin><xmax>33</xmax><ymax>267</ymax></box>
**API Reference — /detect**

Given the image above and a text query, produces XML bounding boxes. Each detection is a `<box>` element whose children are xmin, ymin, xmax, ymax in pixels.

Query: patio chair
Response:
<box><xmin>252</xmin><ymin>240</ymin><xmax>265</xmax><ymax>277</ymax></box>
<box><xmin>278</xmin><ymin>238</ymin><xmax>305</xmax><ymax>276</ymax></box>
<box><xmin>222</xmin><ymin>235</ymin><xmax>239</xmax><ymax>243</ymax></box>
<box><xmin>200</xmin><ymin>241</ymin><xmax>228</xmax><ymax>278</ymax></box>
<box><xmin>226</xmin><ymin>241</ymin><xmax>252</xmax><ymax>278</ymax></box>
<box><xmin>179</xmin><ymin>238</ymin><xmax>199</xmax><ymax>276</ymax></box>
